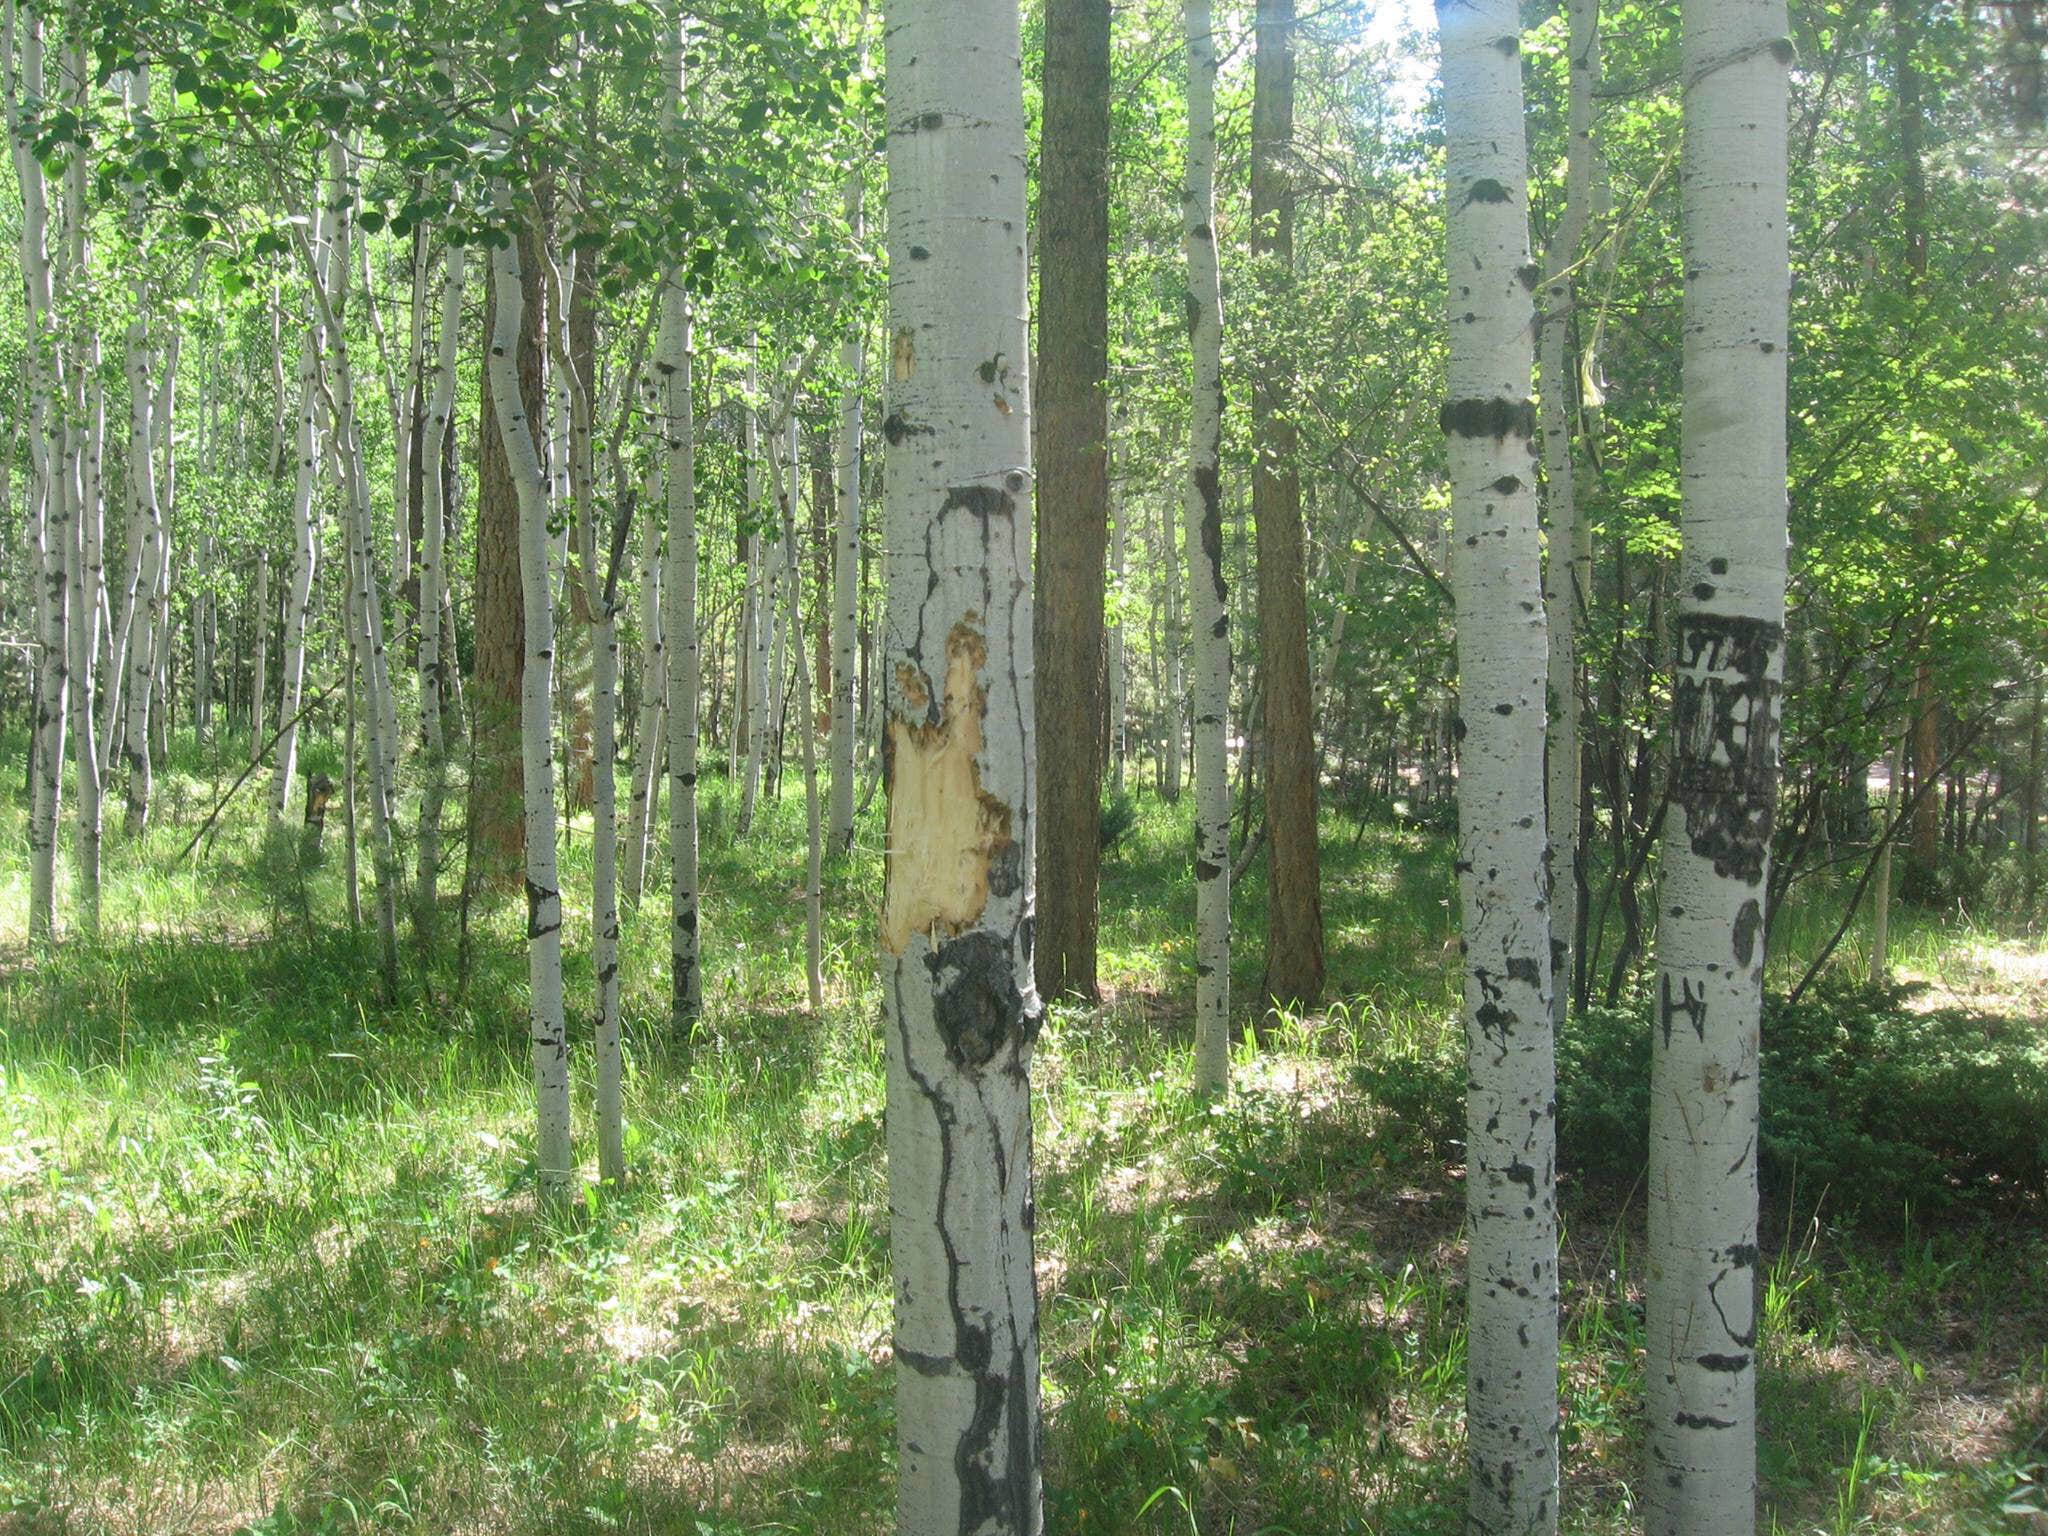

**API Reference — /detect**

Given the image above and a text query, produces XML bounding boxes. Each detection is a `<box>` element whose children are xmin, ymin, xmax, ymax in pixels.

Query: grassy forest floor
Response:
<box><xmin>1</xmin><ymin>732</ymin><xmax>2044</xmax><ymax>1535</ymax></box>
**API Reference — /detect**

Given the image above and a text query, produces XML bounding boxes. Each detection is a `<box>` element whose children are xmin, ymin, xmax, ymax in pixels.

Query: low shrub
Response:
<box><xmin>1354</xmin><ymin>977</ymin><xmax>2048</xmax><ymax>1215</ymax></box>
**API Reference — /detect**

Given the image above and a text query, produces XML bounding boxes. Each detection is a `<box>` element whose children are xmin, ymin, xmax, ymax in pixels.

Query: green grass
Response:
<box><xmin>2</xmin><ymin>732</ymin><xmax>2043</xmax><ymax>1533</ymax></box>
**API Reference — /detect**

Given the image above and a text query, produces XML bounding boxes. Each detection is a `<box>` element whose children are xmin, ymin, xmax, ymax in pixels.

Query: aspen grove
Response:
<box><xmin>1</xmin><ymin>2</ymin><xmax>2044</xmax><ymax>1534</ymax></box>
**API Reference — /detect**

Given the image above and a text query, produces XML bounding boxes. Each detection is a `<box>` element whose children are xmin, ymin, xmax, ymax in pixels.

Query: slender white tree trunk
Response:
<box><xmin>1437</xmin><ymin>2</ymin><xmax>1559</xmax><ymax>1530</ymax></box>
<box><xmin>829</xmin><ymin>177</ymin><xmax>865</xmax><ymax>855</ymax></box>
<box><xmin>1645</xmin><ymin>2</ymin><xmax>1789</xmax><ymax>1529</ymax></box>
<box><xmin>1540</xmin><ymin>0</ymin><xmax>1599</xmax><ymax>1031</ymax></box>
<box><xmin>307</xmin><ymin>144</ymin><xmax>403</xmax><ymax>993</ymax></box>
<box><xmin>625</xmin><ymin>433</ymin><xmax>664</xmax><ymax>905</ymax></box>
<box><xmin>777</xmin><ymin>414</ymin><xmax>825</xmax><ymax>1010</ymax></box>
<box><xmin>250</xmin><ymin>551</ymin><xmax>270</xmax><ymax>754</ymax></box>
<box><xmin>549</xmin><ymin>229</ymin><xmax>623</xmax><ymax>1185</ymax></box>
<box><xmin>10</xmin><ymin>3</ymin><xmax>64</xmax><ymax>941</ymax></box>
<box><xmin>879</xmin><ymin>0</ymin><xmax>1043</xmax><ymax>1525</ymax></box>
<box><xmin>1108</xmin><ymin>482</ymin><xmax>1127</xmax><ymax>789</ymax></box>
<box><xmin>416</xmin><ymin>237</ymin><xmax>464</xmax><ymax>946</ymax></box>
<box><xmin>1184</xmin><ymin>0</ymin><xmax>1231</xmax><ymax>1094</ymax></box>
<box><xmin>58</xmin><ymin>24</ymin><xmax>99</xmax><ymax>937</ymax></box>
<box><xmin>270</xmin><ymin>254</ymin><xmax>324</xmax><ymax>823</ymax></box>
<box><xmin>739</xmin><ymin>352</ymin><xmax>769</xmax><ymax>834</ymax></box>
<box><xmin>487</xmin><ymin>175</ymin><xmax>574</xmax><ymax>1205</ymax></box>
<box><xmin>1161</xmin><ymin>494</ymin><xmax>1183</xmax><ymax>802</ymax></box>
<box><xmin>659</xmin><ymin>132</ymin><xmax>703</xmax><ymax>1028</ymax></box>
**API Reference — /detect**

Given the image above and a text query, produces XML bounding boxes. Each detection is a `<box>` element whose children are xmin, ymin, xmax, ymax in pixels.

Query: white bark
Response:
<box><xmin>1438</xmin><ymin>2</ymin><xmax>1559</xmax><ymax>1530</ymax></box>
<box><xmin>1184</xmin><ymin>0</ymin><xmax>1231</xmax><ymax>1095</ymax></box>
<box><xmin>739</xmin><ymin>351</ymin><xmax>769</xmax><ymax>834</ymax></box>
<box><xmin>1645</xmin><ymin>2</ymin><xmax>1789</xmax><ymax>1529</ymax></box>
<box><xmin>1161</xmin><ymin>495</ymin><xmax>1183</xmax><ymax>802</ymax></box>
<box><xmin>9</xmin><ymin>2</ymin><xmax>63</xmax><ymax>941</ymax></box>
<box><xmin>777</xmin><ymin>413</ymin><xmax>825</xmax><ymax>1011</ymax></box>
<box><xmin>829</xmin><ymin>175</ymin><xmax>865</xmax><ymax>855</ymax></box>
<box><xmin>1107</xmin><ymin>482</ymin><xmax>1126</xmax><ymax>788</ymax></box>
<box><xmin>659</xmin><ymin>132</ymin><xmax>702</xmax><ymax>1029</ymax></box>
<box><xmin>1540</xmin><ymin>0</ymin><xmax>1599</xmax><ymax>1031</ymax></box>
<box><xmin>270</xmin><ymin>250</ymin><xmax>325</xmax><ymax>824</ymax></box>
<box><xmin>251</xmin><ymin>551</ymin><xmax>270</xmax><ymax>754</ymax></box>
<box><xmin>487</xmin><ymin>173</ymin><xmax>574</xmax><ymax>1205</ymax></box>
<box><xmin>416</xmin><ymin>236</ymin><xmax>464</xmax><ymax>946</ymax></box>
<box><xmin>625</xmin><ymin>429</ymin><xmax>664</xmax><ymax>905</ymax></box>
<box><xmin>549</xmin><ymin>228</ymin><xmax>623</xmax><ymax>1185</ymax></box>
<box><xmin>306</xmin><ymin>142</ymin><xmax>402</xmax><ymax>993</ymax></box>
<box><xmin>58</xmin><ymin>23</ymin><xmax>99</xmax><ymax>936</ymax></box>
<box><xmin>879</xmin><ymin>0</ymin><xmax>1042</xmax><ymax>1526</ymax></box>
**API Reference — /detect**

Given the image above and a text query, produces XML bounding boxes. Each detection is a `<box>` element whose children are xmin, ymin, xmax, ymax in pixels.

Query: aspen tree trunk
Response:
<box><xmin>778</xmin><ymin>418</ymin><xmax>825</xmax><ymax>1012</ymax></box>
<box><xmin>1250</xmin><ymin>0</ymin><xmax>1324</xmax><ymax>1010</ymax></box>
<box><xmin>103</xmin><ymin>65</ymin><xmax>154</xmax><ymax>796</ymax></box>
<box><xmin>739</xmin><ymin>354</ymin><xmax>770</xmax><ymax>834</ymax></box>
<box><xmin>658</xmin><ymin>93</ymin><xmax>703</xmax><ymax>1027</ymax></box>
<box><xmin>1185</xmin><ymin>0</ymin><xmax>1232</xmax><ymax>1094</ymax></box>
<box><xmin>58</xmin><ymin>23</ymin><xmax>100</xmax><ymax>937</ymax></box>
<box><xmin>309</xmin><ymin>149</ymin><xmax>403</xmax><ymax>995</ymax></box>
<box><xmin>1161</xmin><ymin>496</ymin><xmax>1184</xmax><ymax>802</ymax></box>
<box><xmin>1870</xmin><ymin>733</ymin><xmax>1901</xmax><ymax>984</ymax></box>
<box><xmin>829</xmin><ymin>177</ymin><xmax>865</xmax><ymax>856</ymax></box>
<box><xmin>552</xmin><ymin>226</ymin><xmax>624</xmax><ymax>1185</ymax></box>
<box><xmin>10</xmin><ymin>2</ymin><xmax>65</xmax><ymax>941</ymax></box>
<box><xmin>270</xmin><ymin>242</ymin><xmax>325</xmax><ymax>824</ymax></box>
<box><xmin>416</xmin><ymin>238</ymin><xmax>465</xmax><ymax>947</ymax></box>
<box><xmin>880</xmin><ymin>0</ymin><xmax>1043</xmax><ymax>1525</ymax></box>
<box><xmin>625</xmin><ymin>428</ymin><xmax>665</xmax><ymax>906</ymax></box>
<box><xmin>1644</xmin><ymin>0</ymin><xmax>1789</xmax><ymax>1528</ymax></box>
<box><xmin>1034</xmin><ymin>0</ymin><xmax>1112</xmax><ymax>1004</ymax></box>
<box><xmin>487</xmin><ymin>175</ymin><xmax>574</xmax><ymax>1204</ymax></box>
<box><xmin>250</xmin><ymin>552</ymin><xmax>270</xmax><ymax>757</ymax></box>
<box><xmin>1108</xmin><ymin>488</ymin><xmax>1127</xmax><ymax>788</ymax></box>
<box><xmin>1540</xmin><ymin>0</ymin><xmax>1598</xmax><ymax>1032</ymax></box>
<box><xmin>1438</xmin><ymin>2</ymin><xmax>1559</xmax><ymax>1529</ymax></box>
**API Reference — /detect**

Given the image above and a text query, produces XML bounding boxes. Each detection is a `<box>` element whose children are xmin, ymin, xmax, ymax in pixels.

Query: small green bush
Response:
<box><xmin>1355</xmin><ymin>978</ymin><xmax>2048</xmax><ymax>1215</ymax></box>
<box><xmin>1098</xmin><ymin>788</ymin><xmax>1138</xmax><ymax>857</ymax></box>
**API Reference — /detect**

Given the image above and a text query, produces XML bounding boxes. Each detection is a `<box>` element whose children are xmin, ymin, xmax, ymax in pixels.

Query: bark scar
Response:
<box><xmin>880</xmin><ymin>622</ymin><xmax>1015</xmax><ymax>955</ymax></box>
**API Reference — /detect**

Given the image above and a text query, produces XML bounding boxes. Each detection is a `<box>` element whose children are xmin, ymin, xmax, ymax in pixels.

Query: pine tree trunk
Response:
<box><xmin>1185</xmin><ymin>0</ymin><xmax>1232</xmax><ymax>1094</ymax></box>
<box><xmin>879</xmin><ymin>0</ymin><xmax>1043</xmax><ymax>1524</ymax></box>
<box><xmin>487</xmin><ymin>173</ymin><xmax>574</xmax><ymax>1205</ymax></box>
<box><xmin>1033</xmin><ymin>0</ymin><xmax>1111</xmax><ymax>1004</ymax></box>
<box><xmin>1438</xmin><ymin>4</ymin><xmax>1560</xmax><ymax>1529</ymax></box>
<box><xmin>1644</xmin><ymin>1</ymin><xmax>1789</xmax><ymax>1527</ymax></box>
<box><xmin>1250</xmin><ymin>0</ymin><xmax>1324</xmax><ymax>1011</ymax></box>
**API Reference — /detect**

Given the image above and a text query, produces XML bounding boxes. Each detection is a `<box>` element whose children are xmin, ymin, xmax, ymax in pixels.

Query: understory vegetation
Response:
<box><xmin>3</xmin><ymin>736</ymin><xmax>2041</xmax><ymax>1536</ymax></box>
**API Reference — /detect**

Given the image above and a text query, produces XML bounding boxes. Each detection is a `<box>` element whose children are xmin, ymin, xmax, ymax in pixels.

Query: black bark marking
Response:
<box><xmin>882</xmin><ymin>409</ymin><xmax>932</xmax><ymax>446</ymax></box>
<box><xmin>525</xmin><ymin>880</ymin><xmax>559</xmax><ymax>940</ymax></box>
<box><xmin>1491</xmin><ymin>474</ymin><xmax>1524</xmax><ymax>494</ymax></box>
<box><xmin>1658</xmin><ymin>972</ymin><xmax>1708</xmax><ymax>1046</ymax></box>
<box><xmin>1674</xmin><ymin>1412</ymin><xmax>1737</xmax><ymax>1430</ymax></box>
<box><xmin>1697</xmin><ymin>1353</ymin><xmax>1751</xmax><ymax>1373</ymax></box>
<box><xmin>1195</xmin><ymin>464</ymin><xmax>1228</xmax><ymax>606</ymax></box>
<box><xmin>1461</xmin><ymin>177</ymin><xmax>1513</xmax><ymax>207</ymax></box>
<box><xmin>1506</xmin><ymin>955</ymin><xmax>1541</xmax><ymax>987</ymax></box>
<box><xmin>1670</xmin><ymin>614</ymin><xmax>1783</xmax><ymax>885</ymax></box>
<box><xmin>1732</xmin><ymin>898</ymin><xmax>1762</xmax><ymax>966</ymax></box>
<box><xmin>926</xmin><ymin>931</ymin><xmax>1030</xmax><ymax>1070</ymax></box>
<box><xmin>909</xmin><ymin>245</ymin><xmax>930</xmax><ymax>260</ymax></box>
<box><xmin>1440</xmin><ymin>396</ymin><xmax>1538</xmax><ymax>440</ymax></box>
